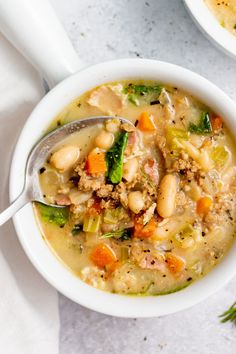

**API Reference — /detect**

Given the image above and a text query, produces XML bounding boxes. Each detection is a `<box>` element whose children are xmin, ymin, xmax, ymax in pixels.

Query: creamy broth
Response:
<box><xmin>205</xmin><ymin>0</ymin><xmax>236</xmax><ymax>36</ymax></box>
<box><xmin>35</xmin><ymin>80</ymin><xmax>236</xmax><ymax>295</ymax></box>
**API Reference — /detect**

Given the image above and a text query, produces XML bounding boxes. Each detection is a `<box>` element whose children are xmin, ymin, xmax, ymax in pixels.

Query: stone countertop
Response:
<box><xmin>49</xmin><ymin>0</ymin><xmax>236</xmax><ymax>353</ymax></box>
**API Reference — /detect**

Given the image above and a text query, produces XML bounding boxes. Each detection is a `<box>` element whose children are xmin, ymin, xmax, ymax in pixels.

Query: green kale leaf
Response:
<box><xmin>189</xmin><ymin>112</ymin><xmax>212</xmax><ymax>135</ymax></box>
<box><xmin>123</xmin><ymin>84</ymin><xmax>162</xmax><ymax>105</ymax></box>
<box><xmin>106</xmin><ymin>131</ymin><xmax>128</xmax><ymax>184</ymax></box>
<box><xmin>219</xmin><ymin>301</ymin><xmax>236</xmax><ymax>324</ymax></box>
<box><xmin>37</xmin><ymin>203</ymin><xmax>69</xmax><ymax>227</ymax></box>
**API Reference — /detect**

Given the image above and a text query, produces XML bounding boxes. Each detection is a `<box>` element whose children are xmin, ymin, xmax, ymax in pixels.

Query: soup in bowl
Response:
<box><xmin>10</xmin><ymin>59</ymin><xmax>236</xmax><ymax>317</ymax></box>
<box><xmin>205</xmin><ymin>0</ymin><xmax>236</xmax><ymax>36</ymax></box>
<box><xmin>36</xmin><ymin>80</ymin><xmax>236</xmax><ymax>296</ymax></box>
<box><xmin>184</xmin><ymin>0</ymin><xmax>236</xmax><ymax>58</ymax></box>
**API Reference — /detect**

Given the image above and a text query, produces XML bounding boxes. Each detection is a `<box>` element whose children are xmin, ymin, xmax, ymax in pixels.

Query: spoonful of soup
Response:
<box><xmin>0</xmin><ymin>116</ymin><xmax>134</xmax><ymax>226</ymax></box>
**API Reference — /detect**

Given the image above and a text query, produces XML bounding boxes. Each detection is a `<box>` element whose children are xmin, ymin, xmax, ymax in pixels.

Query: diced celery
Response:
<box><xmin>83</xmin><ymin>214</ymin><xmax>101</xmax><ymax>233</ymax></box>
<box><xmin>103</xmin><ymin>210</ymin><xmax>117</xmax><ymax>224</ymax></box>
<box><xmin>166</xmin><ymin>127</ymin><xmax>188</xmax><ymax>155</ymax></box>
<box><xmin>189</xmin><ymin>261</ymin><xmax>202</xmax><ymax>275</ymax></box>
<box><xmin>174</xmin><ymin>224</ymin><xmax>196</xmax><ymax>243</ymax></box>
<box><xmin>103</xmin><ymin>207</ymin><xmax>128</xmax><ymax>224</ymax></box>
<box><xmin>166</xmin><ymin>127</ymin><xmax>189</xmax><ymax>143</ymax></box>
<box><xmin>120</xmin><ymin>246</ymin><xmax>130</xmax><ymax>261</ymax></box>
<box><xmin>181</xmin><ymin>224</ymin><xmax>195</xmax><ymax>237</ymax></box>
<box><xmin>210</xmin><ymin>146</ymin><xmax>230</xmax><ymax>168</ymax></box>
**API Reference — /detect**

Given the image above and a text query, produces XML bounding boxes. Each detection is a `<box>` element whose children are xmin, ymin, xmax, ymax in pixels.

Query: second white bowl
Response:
<box><xmin>184</xmin><ymin>0</ymin><xmax>236</xmax><ymax>59</ymax></box>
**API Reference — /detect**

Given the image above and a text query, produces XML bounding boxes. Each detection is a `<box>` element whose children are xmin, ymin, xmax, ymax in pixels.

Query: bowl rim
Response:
<box><xmin>184</xmin><ymin>0</ymin><xmax>236</xmax><ymax>59</ymax></box>
<box><xmin>9</xmin><ymin>58</ymin><xmax>236</xmax><ymax>317</ymax></box>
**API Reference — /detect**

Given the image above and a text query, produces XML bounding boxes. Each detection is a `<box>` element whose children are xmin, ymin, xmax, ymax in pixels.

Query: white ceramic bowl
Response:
<box><xmin>184</xmin><ymin>0</ymin><xmax>236</xmax><ymax>59</ymax></box>
<box><xmin>9</xmin><ymin>58</ymin><xmax>236</xmax><ymax>318</ymax></box>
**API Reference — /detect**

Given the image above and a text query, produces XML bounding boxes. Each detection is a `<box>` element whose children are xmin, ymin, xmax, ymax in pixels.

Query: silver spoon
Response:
<box><xmin>0</xmin><ymin>116</ymin><xmax>134</xmax><ymax>226</ymax></box>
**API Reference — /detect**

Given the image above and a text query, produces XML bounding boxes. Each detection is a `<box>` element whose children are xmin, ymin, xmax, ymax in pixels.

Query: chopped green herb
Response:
<box><xmin>71</xmin><ymin>223</ymin><xmax>83</xmax><ymax>236</ymax></box>
<box><xmin>124</xmin><ymin>84</ymin><xmax>162</xmax><ymax>96</ymax></box>
<box><xmin>219</xmin><ymin>302</ymin><xmax>236</xmax><ymax>324</ymax></box>
<box><xmin>37</xmin><ymin>203</ymin><xmax>69</xmax><ymax>227</ymax></box>
<box><xmin>127</xmin><ymin>94</ymin><xmax>139</xmax><ymax>105</ymax></box>
<box><xmin>106</xmin><ymin>131</ymin><xmax>128</xmax><ymax>184</ymax></box>
<box><xmin>123</xmin><ymin>84</ymin><xmax>162</xmax><ymax>106</ymax></box>
<box><xmin>189</xmin><ymin>112</ymin><xmax>212</xmax><ymax>135</ymax></box>
<box><xmin>121</xmin><ymin>229</ymin><xmax>132</xmax><ymax>240</ymax></box>
<box><xmin>100</xmin><ymin>228</ymin><xmax>132</xmax><ymax>240</ymax></box>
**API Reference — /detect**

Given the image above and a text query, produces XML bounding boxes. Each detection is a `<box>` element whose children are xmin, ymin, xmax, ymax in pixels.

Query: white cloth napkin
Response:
<box><xmin>0</xmin><ymin>33</ymin><xmax>59</xmax><ymax>354</ymax></box>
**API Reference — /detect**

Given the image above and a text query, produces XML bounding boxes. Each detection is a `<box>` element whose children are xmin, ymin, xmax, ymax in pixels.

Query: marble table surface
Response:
<box><xmin>49</xmin><ymin>0</ymin><xmax>236</xmax><ymax>353</ymax></box>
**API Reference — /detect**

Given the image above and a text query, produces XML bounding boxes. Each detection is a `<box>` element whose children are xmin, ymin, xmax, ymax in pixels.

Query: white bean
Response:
<box><xmin>157</xmin><ymin>174</ymin><xmax>177</xmax><ymax>218</ymax></box>
<box><xmin>128</xmin><ymin>191</ymin><xmax>144</xmax><ymax>214</ymax></box>
<box><xmin>95</xmin><ymin>130</ymin><xmax>114</xmax><ymax>150</ymax></box>
<box><xmin>123</xmin><ymin>158</ymin><xmax>139</xmax><ymax>182</ymax></box>
<box><xmin>50</xmin><ymin>145</ymin><xmax>80</xmax><ymax>172</ymax></box>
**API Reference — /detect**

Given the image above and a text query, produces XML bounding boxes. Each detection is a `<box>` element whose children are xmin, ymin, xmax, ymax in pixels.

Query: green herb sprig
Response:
<box><xmin>100</xmin><ymin>228</ymin><xmax>132</xmax><ymax>241</ymax></box>
<box><xmin>219</xmin><ymin>302</ymin><xmax>236</xmax><ymax>324</ymax></box>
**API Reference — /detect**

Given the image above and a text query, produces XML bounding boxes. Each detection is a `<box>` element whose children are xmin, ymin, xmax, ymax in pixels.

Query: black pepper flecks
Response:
<box><xmin>39</xmin><ymin>167</ymin><xmax>46</xmax><ymax>174</ymax></box>
<box><xmin>150</xmin><ymin>100</ymin><xmax>160</xmax><ymax>105</ymax></box>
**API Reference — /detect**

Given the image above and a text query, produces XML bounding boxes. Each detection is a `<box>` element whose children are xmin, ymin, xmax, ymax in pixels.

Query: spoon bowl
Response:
<box><xmin>0</xmin><ymin>116</ymin><xmax>133</xmax><ymax>226</ymax></box>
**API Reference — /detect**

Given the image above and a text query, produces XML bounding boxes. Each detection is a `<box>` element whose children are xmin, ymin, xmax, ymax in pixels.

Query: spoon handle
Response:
<box><xmin>0</xmin><ymin>191</ymin><xmax>29</xmax><ymax>226</ymax></box>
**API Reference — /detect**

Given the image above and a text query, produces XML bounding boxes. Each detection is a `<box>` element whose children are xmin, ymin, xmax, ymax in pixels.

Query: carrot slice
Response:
<box><xmin>89</xmin><ymin>200</ymin><xmax>102</xmax><ymax>215</ymax></box>
<box><xmin>211</xmin><ymin>116</ymin><xmax>223</xmax><ymax>132</ymax></box>
<box><xmin>90</xmin><ymin>243</ymin><xmax>117</xmax><ymax>268</ymax></box>
<box><xmin>134</xmin><ymin>217</ymin><xmax>157</xmax><ymax>239</ymax></box>
<box><xmin>166</xmin><ymin>254</ymin><xmax>185</xmax><ymax>274</ymax></box>
<box><xmin>137</xmin><ymin>112</ymin><xmax>156</xmax><ymax>132</ymax></box>
<box><xmin>86</xmin><ymin>151</ymin><xmax>107</xmax><ymax>174</ymax></box>
<box><xmin>196</xmin><ymin>196</ymin><xmax>212</xmax><ymax>215</ymax></box>
<box><xmin>106</xmin><ymin>260</ymin><xmax>121</xmax><ymax>277</ymax></box>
